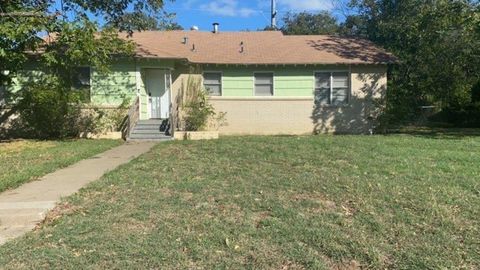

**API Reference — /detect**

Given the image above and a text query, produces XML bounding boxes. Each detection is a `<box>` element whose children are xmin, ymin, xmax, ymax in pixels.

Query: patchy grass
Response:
<box><xmin>0</xmin><ymin>139</ymin><xmax>122</xmax><ymax>192</ymax></box>
<box><xmin>0</xmin><ymin>135</ymin><xmax>479</xmax><ymax>269</ymax></box>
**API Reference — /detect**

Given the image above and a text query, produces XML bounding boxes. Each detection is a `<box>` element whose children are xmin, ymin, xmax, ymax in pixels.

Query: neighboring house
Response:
<box><xmin>2</xmin><ymin>26</ymin><xmax>396</xmax><ymax>139</ymax></box>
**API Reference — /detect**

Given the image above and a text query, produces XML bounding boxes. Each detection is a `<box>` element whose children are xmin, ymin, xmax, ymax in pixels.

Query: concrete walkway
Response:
<box><xmin>0</xmin><ymin>142</ymin><xmax>156</xmax><ymax>245</ymax></box>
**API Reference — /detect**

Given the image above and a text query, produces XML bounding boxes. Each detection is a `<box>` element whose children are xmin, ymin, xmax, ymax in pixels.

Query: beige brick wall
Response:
<box><xmin>171</xmin><ymin>65</ymin><xmax>387</xmax><ymax>135</ymax></box>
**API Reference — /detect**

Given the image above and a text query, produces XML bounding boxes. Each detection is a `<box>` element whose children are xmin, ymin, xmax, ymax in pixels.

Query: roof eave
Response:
<box><xmin>192</xmin><ymin>61</ymin><xmax>395</xmax><ymax>66</ymax></box>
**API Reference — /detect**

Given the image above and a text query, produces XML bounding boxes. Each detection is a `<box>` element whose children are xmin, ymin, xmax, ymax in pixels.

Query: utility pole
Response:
<box><xmin>271</xmin><ymin>0</ymin><xmax>277</xmax><ymax>29</ymax></box>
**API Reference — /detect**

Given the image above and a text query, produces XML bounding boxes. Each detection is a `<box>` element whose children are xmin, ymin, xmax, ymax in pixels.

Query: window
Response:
<box><xmin>254</xmin><ymin>72</ymin><xmax>274</xmax><ymax>96</ymax></box>
<box><xmin>203</xmin><ymin>72</ymin><xmax>222</xmax><ymax>96</ymax></box>
<box><xmin>73</xmin><ymin>67</ymin><xmax>91</xmax><ymax>89</ymax></box>
<box><xmin>314</xmin><ymin>72</ymin><xmax>349</xmax><ymax>105</ymax></box>
<box><xmin>72</xmin><ymin>67</ymin><xmax>91</xmax><ymax>102</ymax></box>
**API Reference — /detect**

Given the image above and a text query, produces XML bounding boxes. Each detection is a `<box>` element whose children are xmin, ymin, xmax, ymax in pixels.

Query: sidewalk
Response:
<box><xmin>0</xmin><ymin>142</ymin><xmax>156</xmax><ymax>245</ymax></box>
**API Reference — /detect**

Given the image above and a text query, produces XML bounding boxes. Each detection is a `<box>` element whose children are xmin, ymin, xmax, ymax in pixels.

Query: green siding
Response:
<box><xmin>222</xmin><ymin>70</ymin><xmax>253</xmax><ymax>96</ymax></box>
<box><xmin>205</xmin><ymin>66</ymin><xmax>328</xmax><ymax>97</ymax></box>
<box><xmin>90</xmin><ymin>58</ymin><xmax>175</xmax><ymax>118</ymax></box>
<box><xmin>7</xmin><ymin>69</ymin><xmax>44</xmax><ymax>94</ymax></box>
<box><xmin>91</xmin><ymin>61</ymin><xmax>137</xmax><ymax>106</ymax></box>
<box><xmin>9</xmin><ymin>60</ymin><xmax>346</xmax><ymax>112</ymax></box>
<box><xmin>6</xmin><ymin>58</ymin><xmax>176</xmax><ymax>110</ymax></box>
<box><xmin>137</xmin><ymin>58</ymin><xmax>175</xmax><ymax>68</ymax></box>
<box><xmin>274</xmin><ymin>68</ymin><xmax>315</xmax><ymax>96</ymax></box>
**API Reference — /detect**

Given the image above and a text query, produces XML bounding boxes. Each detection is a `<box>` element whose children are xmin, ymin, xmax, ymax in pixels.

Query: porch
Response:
<box><xmin>123</xmin><ymin>67</ymin><xmax>174</xmax><ymax>141</ymax></box>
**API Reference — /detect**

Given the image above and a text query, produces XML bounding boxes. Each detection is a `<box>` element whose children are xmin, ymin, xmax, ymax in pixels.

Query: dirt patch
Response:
<box><xmin>279</xmin><ymin>260</ymin><xmax>306</xmax><ymax>270</ymax></box>
<box><xmin>289</xmin><ymin>192</ymin><xmax>338</xmax><ymax>215</ymax></box>
<box><xmin>181</xmin><ymin>192</ymin><xmax>193</xmax><ymax>201</ymax></box>
<box><xmin>158</xmin><ymin>187</ymin><xmax>173</xmax><ymax>197</ymax></box>
<box><xmin>112</xmin><ymin>217</ymin><xmax>156</xmax><ymax>233</ymax></box>
<box><xmin>331</xmin><ymin>259</ymin><xmax>362</xmax><ymax>270</ymax></box>
<box><xmin>252</xmin><ymin>211</ymin><xmax>272</xmax><ymax>228</ymax></box>
<box><xmin>340</xmin><ymin>200</ymin><xmax>357</xmax><ymax>217</ymax></box>
<box><xmin>291</xmin><ymin>193</ymin><xmax>336</xmax><ymax>208</ymax></box>
<box><xmin>36</xmin><ymin>202</ymin><xmax>82</xmax><ymax>229</ymax></box>
<box><xmin>0</xmin><ymin>140</ymin><xmax>56</xmax><ymax>153</ymax></box>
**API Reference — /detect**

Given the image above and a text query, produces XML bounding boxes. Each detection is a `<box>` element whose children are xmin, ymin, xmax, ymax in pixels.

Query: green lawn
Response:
<box><xmin>0</xmin><ymin>135</ymin><xmax>479</xmax><ymax>269</ymax></box>
<box><xmin>0</xmin><ymin>139</ymin><xmax>122</xmax><ymax>192</ymax></box>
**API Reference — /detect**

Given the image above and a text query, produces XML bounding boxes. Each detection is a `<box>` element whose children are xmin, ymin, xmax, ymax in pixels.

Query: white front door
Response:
<box><xmin>145</xmin><ymin>69</ymin><xmax>170</xmax><ymax>119</ymax></box>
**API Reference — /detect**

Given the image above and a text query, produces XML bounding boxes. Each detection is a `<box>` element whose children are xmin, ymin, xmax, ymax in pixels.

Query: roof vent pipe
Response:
<box><xmin>183</xmin><ymin>36</ymin><xmax>188</xmax><ymax>44</ymax></box>
<box><xmin>212</xmin><ymin>23</ymin><xmax>219</xmax><ymax>33</ymax></box>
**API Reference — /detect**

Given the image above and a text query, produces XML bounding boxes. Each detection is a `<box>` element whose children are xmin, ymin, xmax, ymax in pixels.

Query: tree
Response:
<box><xmin>62</xmin><ymin>0</ymin><xmax>168</xmax><ymax>33</ymax></box>
<box><xmin>338</xmin><ymin>15</ymin><xmax>368</xmax><ymax>37</ymax></box>
<box><xmin>165</xmin><ymin>22</ymin><xmax>184</xmax><ymax>31</ymax></box>
<box><xmin>105</xmin><ymin>11</ymin><xmax>183</xmax><ymax>31</ymax></box>
<box><xmin>0</xmin><ymin>0</ymin><xmax>180</xmax><ymax>136</ymax></box>
<box><xmin>281</xmin><ymin>11</ymin><xmax>340</xmax><ymax>35</ymax></box>
<box><xmin>0</xmin><ymin>0</ymin><xmax>179</xmax><ymax>86</ymax></box>
<box><xmin>347</xmin><ymin>0</ymin><xmax>480</xmax><ymax>125</ymax></box>
<box><xmin>0</xmin><ymin>0</ymin><xmax>52</xmax><ymax>86</ymax></box>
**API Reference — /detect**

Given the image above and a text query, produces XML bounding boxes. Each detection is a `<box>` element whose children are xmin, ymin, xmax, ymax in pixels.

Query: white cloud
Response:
<box><xmin>199</xmin><ymin>0</ymin><xmax>257</xmax><ymax>17</ymax></box>
<box><xmin>183</xmin><ymin>0</ymin><xmax>199</xmax><ymax>9</ymax></box>
<box><xmin>277</xmin><ymin>0</ymin><xmax>335</xmax><ymax>11</ymax></box>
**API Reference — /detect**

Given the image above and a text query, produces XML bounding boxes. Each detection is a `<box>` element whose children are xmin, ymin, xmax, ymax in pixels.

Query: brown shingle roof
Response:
<box><xmin>125</xmin><ymin>30</ymin><xmax>396</xmax><ymax>65</ymax></box>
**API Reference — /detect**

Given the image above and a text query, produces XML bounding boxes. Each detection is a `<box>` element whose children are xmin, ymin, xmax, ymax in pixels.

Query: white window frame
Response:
<box><xmin>253</xmin><ymin>71</ymin><xmax>275</xmax><ymax>96</ymax></box>
<box><xmin>202</xmin><ymin>71</ymin><xmax>223</xmax><ymax>96</ymax></box>
<box><xmin>313</xmin><ymin>70</ymin><xmax>351</xmax><ymax>106</ymax></box>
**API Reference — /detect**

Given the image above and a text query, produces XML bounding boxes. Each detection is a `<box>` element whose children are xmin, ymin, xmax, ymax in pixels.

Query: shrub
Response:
<box><xmin>78</xmin><ymin>99</ymin><xmax>129</xmax><ymax>135</ymax></box>
<box><xmin>15</xmin><ymin>78</ymin><xmax>84</xmax><ymax>139</ymax></box>
<box><xmin>178</xmin><ymin>76</ymin><xmax>226</xmax><ymax>131</ymax></box>
<box><xmin>6</xmin><ymin>78</ymin><xmax>130</xmax><ymax>139</ymax></box>
<box><xmin>429</xmin><ymin>103</ymin><xmax>480</xmax><ymax>128</ymax></box>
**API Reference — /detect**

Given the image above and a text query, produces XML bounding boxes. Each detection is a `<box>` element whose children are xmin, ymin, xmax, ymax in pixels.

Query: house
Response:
<box><xmin>2</xmin><ymin>25</ymin><xmax>396</xmax><ymax>139</ymax></box>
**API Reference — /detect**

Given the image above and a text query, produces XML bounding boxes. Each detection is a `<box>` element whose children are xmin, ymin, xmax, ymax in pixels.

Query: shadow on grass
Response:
<box><xmin>387</xmin><ymin>126</ymin><xmax>480</xmax><ymax>139</ymax></box>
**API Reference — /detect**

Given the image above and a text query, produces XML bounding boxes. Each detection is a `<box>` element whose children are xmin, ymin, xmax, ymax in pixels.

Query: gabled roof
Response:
<box><xmin>125</xmin><ymin>30</ymin><xmax>396</xmax><ymax>65</ymax></box>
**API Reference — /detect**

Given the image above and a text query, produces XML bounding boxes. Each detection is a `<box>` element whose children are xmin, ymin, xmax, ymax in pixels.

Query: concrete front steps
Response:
<box><xmin>128</xmin><ymin>119</ymin><xmax>173</xmax><ymax>141</ymax></box>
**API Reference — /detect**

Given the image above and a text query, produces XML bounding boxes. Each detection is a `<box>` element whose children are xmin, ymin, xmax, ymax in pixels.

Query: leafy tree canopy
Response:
<box><xmin>0</xmin><ymin>0</ymin><xmax>180</xmax><ymax>130</ymax></box>
<box><xmin>347</xmin><ymin>0</ymin><xmax>480</xmax><ymax>122</ymax></box>
<box><xmin>275</xmin><ymin>1</ymin><xmax>480</xmax><ymax>125</ymax></box>
<box><xmin>0</xmin><ymin>0</ymin><xmax>178</xmax><ymax>86</ymax></box>
<box><xmin>280</xmin><ymin>11</ymin><xmax>340</xmax><ymax>35</ymax></box>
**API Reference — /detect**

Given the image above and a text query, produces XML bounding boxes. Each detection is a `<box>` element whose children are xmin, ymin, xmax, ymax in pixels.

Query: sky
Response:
<box><xmin>164</xmin><ymin>0</ymin><xmax>349</xmax><ymax>31</ymax></box>
<box><xmin>51</xmin><ymin>0</ymin><xmax>349</xmax><ymax>32</ymax></box>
